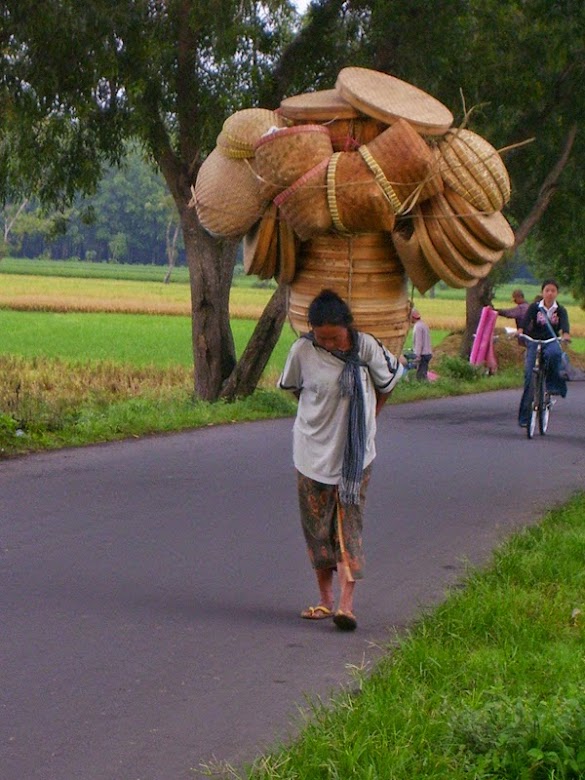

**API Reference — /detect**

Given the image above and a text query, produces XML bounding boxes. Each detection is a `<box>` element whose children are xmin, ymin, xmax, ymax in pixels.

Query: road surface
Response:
<box><xmin>2</xmin><ymin>385</ymin><xmax>584</xmax><ymax>779</ymax></box>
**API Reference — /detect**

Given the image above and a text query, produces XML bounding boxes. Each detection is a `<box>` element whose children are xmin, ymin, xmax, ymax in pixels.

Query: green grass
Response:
<box><xmin>0</xmin><ymin>308</ymin><xmax>297</xmax><ymax>369</ymax></box>
<box><xmin>0</xmin><ymin>256</ymin><xmax>192</xmax><ymax>283</ymax></box>
<box><xmin>214</xmin><ymin>493</ymin><xmax>585</xmax><ymax>780</ymax></box>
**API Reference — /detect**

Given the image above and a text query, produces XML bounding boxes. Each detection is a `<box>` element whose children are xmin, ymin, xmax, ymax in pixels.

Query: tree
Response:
<box><xmin>349</xmin><ymin>0</ymin><xmax>585</xmax><ymax>349</ymax></box>
<box><xmin>1</xmin><ymin>0</ymin><xmax>301</xmax><ymax>400</ymax></box>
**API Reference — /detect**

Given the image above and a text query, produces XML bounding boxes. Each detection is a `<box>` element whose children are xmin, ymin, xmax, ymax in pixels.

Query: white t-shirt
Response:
<box><xmin>278</xmin><ymin>332</ymin><xmax>403</xmax><ymax>484</ymax></box>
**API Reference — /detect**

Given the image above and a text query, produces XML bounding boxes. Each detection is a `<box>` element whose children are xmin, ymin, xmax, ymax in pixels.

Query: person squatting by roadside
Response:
<box><xmin>517</xmin><ymin>279</ymin><xmax>571</xmax><ymax>428</ymax></box>
<box><xmin>278</xmin><ymin>289</ymin><xmax>403</xmax><ymax>631</ymax></box>
<box><xmin>410</xmin><ymin>308</ymin><xmax>433</xmax><ymax>380</ymax></box>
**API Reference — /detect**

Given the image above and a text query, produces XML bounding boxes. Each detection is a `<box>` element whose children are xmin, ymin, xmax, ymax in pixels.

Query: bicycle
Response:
<box><xmin>520</xmin><ymin>334</ymin><xmax>559</xmax><ymax>439</ymax></box>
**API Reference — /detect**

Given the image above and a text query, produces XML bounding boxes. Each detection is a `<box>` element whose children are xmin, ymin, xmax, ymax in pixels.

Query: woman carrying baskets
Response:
<box><xmin>278</xmin><ymin>289</ymin><xmax>403</xmax><ymax>630</ymax></box>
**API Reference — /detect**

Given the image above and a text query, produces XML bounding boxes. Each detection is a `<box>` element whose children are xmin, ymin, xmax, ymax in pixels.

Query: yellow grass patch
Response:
<box><xmin>0</xmin><ymin>354</ymin><xmax>193</xmax><ymax>422</ymax></box>
<box><xmin>1</xmin><ymin>273</ymin><xmax>583</xmax><ymax>335</ymax></box>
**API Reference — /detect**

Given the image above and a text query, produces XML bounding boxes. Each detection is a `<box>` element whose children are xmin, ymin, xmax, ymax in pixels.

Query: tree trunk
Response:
<box><xmin>182</xmin><ymin>208</ymin><xmax>238</xmax><ymax>400</ymax></box>
<box><xmin>220</xmin><ymin>283</ymin><xmax>288</xmax><ymax>400</ymax></box>
<box><xmin>163</xmin><ymin>220</ymin><xmax>179</xmax><ymax>284</ymax></box>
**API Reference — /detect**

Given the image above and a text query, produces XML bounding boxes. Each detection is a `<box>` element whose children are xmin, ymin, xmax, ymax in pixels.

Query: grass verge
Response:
<box><xmin>0</xmin><ymin>352</ymin><xmax>523</xmax><ymax>458</ymax></box>
<box><xmin>210</xmin><ymin>492</ymin><xmax>585</xmax><ymax>779</ymax></box>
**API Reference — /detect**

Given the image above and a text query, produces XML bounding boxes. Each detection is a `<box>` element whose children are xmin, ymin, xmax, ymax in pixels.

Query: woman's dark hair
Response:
<box><xmin>308</xmin><ymin>289</ymin><xmax>353</xmax><ymax>328</ymax></box>
<box><xmin>541</xmin><ymin>278</ymin><xmax>559</xmax><ymax>291</ymax></box>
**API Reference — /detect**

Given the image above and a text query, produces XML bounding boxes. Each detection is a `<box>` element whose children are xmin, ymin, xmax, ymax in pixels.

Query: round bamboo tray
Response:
<box><xmin>391</xmin><ymin>224</ymin><xmax>440</xmax><ymax>295</ymax></box>
<box><xmin>288</xmin><ymin>232</ymin><xmax>410</xmax><ymax>355</ymax></box>
<box><xmin>279</xmin><ymin>89</ymin><xmax>360</xmax><ymax>121</ymax></box>
<box><xmin>443</xmin><ymin>188</ymin><xmax>515</xmax><ymax>250</ymax></box>
<box><xmin>243</xmin><ymin>203</ymin><xmax>278</xmax><ymax>277</ymax></box>
<box><xmin>422</xmin><ymin>193</ymin><xmax>505</xmax><ymax>265</ymax></box>
<box><xmin>411</xmin><ymin>206</ymin><xmax>477</xmax><ymax>289</ymax></box>
<box><xmin>420</xmin><ymin>199</ymin><xmax>494</xmax><ymax>281</ymax></box>
<box><xmin>335</xmin><ymin>67</ymin><xmax>453</xmax><ymax>136</ymax></box>
<box><xmin>276</xmin><ymin>214</ymin><xmax>298</xmax><ymax>284</ymax></box>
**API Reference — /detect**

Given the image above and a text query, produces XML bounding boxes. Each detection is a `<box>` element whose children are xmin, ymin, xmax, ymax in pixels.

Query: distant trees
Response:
<box><xmin>3</xmin><ymin>148</ymin><xmax>182</xmax><ymax>265</ymax></box>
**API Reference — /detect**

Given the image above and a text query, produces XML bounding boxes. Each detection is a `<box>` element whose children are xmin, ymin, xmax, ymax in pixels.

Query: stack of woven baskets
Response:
<box><xmin>192</xmin><ymin>67</ymin><xmax>515</xmax><ymax>356</ymax></box>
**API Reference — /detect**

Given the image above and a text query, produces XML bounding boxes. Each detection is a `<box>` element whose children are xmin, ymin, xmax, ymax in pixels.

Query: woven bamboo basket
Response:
<box><xmin>253</xmin><ymin>125</ymin><xmax>333</xmax><ymax>198</ymax></box>
<box><xmin>288</xmin><ymin>232</ymin><xmax>410</xmax><ymax>355</ymax></box>
<box><xmin>274</xmin><ymin>158</ymin><xmax>332</xmax><ymax>241</ymax></box>
<box><xmin>362</xmin><ymin>119</ymin><xmax>443</xmax><ymax>214</ymax></box>
<box><xmin>217</xmin><ymin>108</ymin><xmax>285</xmax><ymax>159</ymax></box>
<box><xmin>327</xmin><ymin>151</ymin><xmax>396</xmax><ymax>234</ymax></box>
<box><xmin>193</xmin><ymin>148</ymin><xmax>268</xmax><ymax>238</ymax></box>
<box><xmin>443</xmin><ymin>188</ymin><xmax>515</xmax><ymax>250</ymax></box>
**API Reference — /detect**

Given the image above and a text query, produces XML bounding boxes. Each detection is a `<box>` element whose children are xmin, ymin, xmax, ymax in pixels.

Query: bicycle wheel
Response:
<box><xmin>527</xmin><ymin>372</ymin><xmax>538</xmax><ymax>439</ymax></box>
<box><xmin>539</xmin><ymin>374</ymin><xmax>550</xmax><ymax>435</ymax></box>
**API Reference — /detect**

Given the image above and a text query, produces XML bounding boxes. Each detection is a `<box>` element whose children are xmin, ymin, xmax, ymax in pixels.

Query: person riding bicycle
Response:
<box><xmin>517</xmin><ymin>278</ymin><xmax>571</xmax><ymax>427</ymax></box>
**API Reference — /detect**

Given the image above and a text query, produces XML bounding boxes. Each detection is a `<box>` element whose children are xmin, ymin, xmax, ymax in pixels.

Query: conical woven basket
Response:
<box><xmin>443</xmin><ymin>188</ymin><xmax>515</xmax><ymax>250</ymax></box>
<box><xmin>217</xmin><ymin>108</ymin><xmax>285</xmax><ymax>159</ymax></box>
<box><xmin>288</xmin><ymin>232</ymin><xmax>410</xmax><ymax>355</ymax></box>
<box><xmin>327</xmin><ymin>151</ymin><xmax>396</xmax><ymax>234</ymax></box>
<box><xmin>253</xmin><ymin>125</ymin><xmax>333</xmax><ymax>197</ymax></box>
<box><xmin>243</xmin><ymin>203</ymin><xmax>279</xmax><ymax>278</ymax></box>
<box><xmin>274</xmin><ymin>158</ymin><xmax>332</xmax><ymax>242</ymax></box>
<box><xmin>362</xmin><ymin>119</ymin><xmax>443</xmax><ymax>214</ymax></box>
<box><xmin>194</xmin><ymin>148</ymin><xmax>268</xmax><ymax>239</ymax></box>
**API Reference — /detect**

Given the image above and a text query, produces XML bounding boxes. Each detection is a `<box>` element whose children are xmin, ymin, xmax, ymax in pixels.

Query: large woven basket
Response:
<box><xmin>288</xmin><ymin>232</ymin><xmax>410</xmax><ymax>355</ymax></box>
<box><xmin>274</xmin><ymin>158</ymin><xmax>332</xmax><ymax>241</ymax></box>
<box><xmin>362</xmin><ymin>119</ymin><xmax>443</xmax><ymax>214</ymax></box>
<box><xmin>253</xmin><ymin>125</ymin><xmax>333</xmax><ymax>198</ymax></box>
<box><xmin>437</xmin><ymin>129</ymin><xmax>511</xmax><ymax>212</ymax></box>
<box><xmin>217</xmin><ymin>108</ymin><xmax>285</xmax><ymax>159</ymax></box>
<box><xmin>327</xmin><ymin>151</ymin><xmax>396</xmax><ymax>234</ymax></box>
<box><xmin>194</xmin><ymin>148</ymin><xmax>268</xmax><ymax>238</ymax></box>
<box><xmin>443</xmin><ymin>187</ymin><xmax>515</xmax><ymax>251</ymax></box>
<box><xmin>335</xmin><ymin>67</ymin><xmax>453</xmax><ymax>136</ymax></box>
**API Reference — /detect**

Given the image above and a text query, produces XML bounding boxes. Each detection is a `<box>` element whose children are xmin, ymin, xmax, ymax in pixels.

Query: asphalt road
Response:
<box><xmin>2</xmin><ymin>385</ymin><xmax>584</xmax><ymax>780</ymax></box>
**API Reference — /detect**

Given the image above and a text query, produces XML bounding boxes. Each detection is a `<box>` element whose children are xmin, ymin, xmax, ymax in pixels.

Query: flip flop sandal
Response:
<box><xmin>333</xmin><ymin>610</ymin><xmax>357</xmax><ymax>631</ymax></box>
<box><xmin>300</xmin><ymin>605</ymin><xmax>333</xmax><ymax>620</ymax></box>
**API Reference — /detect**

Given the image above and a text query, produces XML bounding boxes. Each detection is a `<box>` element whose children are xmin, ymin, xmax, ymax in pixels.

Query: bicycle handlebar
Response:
<box><xmin>519</xmin><ymin>334</ymin><xmax>560</xmax><ymax>344</ymax></box>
